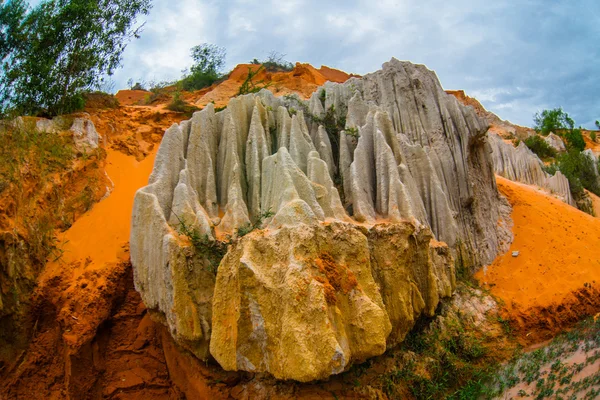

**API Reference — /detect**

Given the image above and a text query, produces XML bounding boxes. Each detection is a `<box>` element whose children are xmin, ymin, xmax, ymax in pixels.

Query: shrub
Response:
<box><xmin>524</xmin><ymin>135</ymin><xmax>557</xmax><ymax>160</ymax></box>
<box><xmin>564</xmin><ymin>128</ymin><xmax>585</xmax><ymax>151</ymax></box>
<box><xmin>591</xmin><ymin>131</ymin><xmax>597</xmax><ymax>143</ymax></box>
<box><xmin>260</xmin><ymin>51</ymin><xmax>294</xmax><ymax>72</ymax></box>
<box><xmin>180</xmin><ymin>43</ymin><xmax>225</xmax><ymax>91</ymax></box>
<box><xmin>237</xmin><ymin>65</ymin><xmax>270</xmax><ymax>95</ymax></box>
<box><xmin>143</xmin><ymin>80</ymin><xmax>171</xmax><ymax>105</ymax></box>
<box><xmin>547</xmin><ymin>149</ymin><xmax>600</xmax><ymax>199</ymax></box>
<box><xmin>533</xmin><ymin>108</ymin><xmax>574</xmax><ymax>136</ymax></box>
<box><xmin>165</xmin><ymin>90</ymin><xmax>198</xmax><ymax>114</ymax></box>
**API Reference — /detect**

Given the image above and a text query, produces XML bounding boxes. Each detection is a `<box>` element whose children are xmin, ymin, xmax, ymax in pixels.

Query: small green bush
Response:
<box><xmin>547</xmin><ymin>149</ymin><xmax>600</xmax><ymax>199</ymax></box>
<box><xmin>237</xmin><ymin>65</ymin><xmax>270</xmax><ymax>95</ymax></box>
<box><xmin>590</xmin><ymin>131</ymin><xmax>597</xmax><ymax>143</ymax></box>
<box><xmin>251</xmin><ymin>51</ymin><xmax>294</xmax><ymax>72</ymax></box>
<box><xmin>524</xmin><ymin>135</ymin><xmax>557</xmax><ymax>160</ymax></box>
<box><xmin>564</xmin><ymin>128</ymin><xmax>586</xmax><ymax>151</ymax></box>
<box><xmin>165</xmin><ymin>91</ymin><xmax>199</xmax><ymax>115</ymax></box>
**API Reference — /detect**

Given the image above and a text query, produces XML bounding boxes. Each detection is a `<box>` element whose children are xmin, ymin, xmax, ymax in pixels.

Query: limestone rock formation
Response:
<box><xmin>9</xmin><ymin>115</ymin><xmax>100</xmax><ymax>152</ymax></box>
<box><xmin>211</xmin><ymin>222</ymin><xmax>454</xmax><ymax>381</ymax></box>
<box><xmin>131</xmin><ymin>58</ymin><xmax>512</xmax><ymax>381</ymax></box>
<box><xmin>545</xmin><ymin>133</ymin><xmax>566</xmax><ymax>153</ymax></box>
<box><xmin>488</xmin><ymin>133</ymin><xmax>575</xmax><ymax>205</ymax></box>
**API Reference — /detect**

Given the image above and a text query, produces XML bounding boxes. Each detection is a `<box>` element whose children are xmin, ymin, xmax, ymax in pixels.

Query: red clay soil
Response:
<box><xmin>476</xmin><ymin>176</ymin><xmax>600</xmax><ymax>343</ymax></box>
<box><xmin>0</xmin><ymin>64</ymin><xmax>376</xmax><ymax>399</ymax></box>
<box><xmin>114</xmin><ymin>90</ymin><xmax>151</xmax><ymax>106</ymax></box>
<box><xmin>195</xmin><ymin>62</ymin><xmax>353</xmax><ymax>108</ymax></box>
<box><xmin>445</xmin><ymin>90</ymin><xmax>491</xmax><ymax>120</ymax></box>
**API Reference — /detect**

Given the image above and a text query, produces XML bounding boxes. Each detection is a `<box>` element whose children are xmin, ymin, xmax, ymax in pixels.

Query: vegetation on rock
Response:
<box><xmin>524</xmin><ymin>135</ymin><xmax>557</xmax><ymax>160</ymax></box>
<box><xmin>165</xmin><ymin>89</ymin><xmax>199</xmax><ymax>115</ymax></box>
<box><xmin>237</xmin><ymin>65</ymin><xmax>271</xmax><ymax>95</ymax></box>
<box><xmin>250</xmin><ymin>51</ymin><xmax>294</xmax><ymax>72</ymax></box>
<box><xmin>544</xmin><ymin>150</ymin><xmax>600</xmax><ymax>199</ymax></box>
<box><xmin>532</xmin><ymin>109</ymin><xmax>599</xmax><ymax>205</ymax></box>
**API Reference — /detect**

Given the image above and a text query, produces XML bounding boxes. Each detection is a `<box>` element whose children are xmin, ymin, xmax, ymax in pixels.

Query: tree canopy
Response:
<box><xmin>180</xmin><ymin>43</ymin><xmax>226</xmax><ymax>91</ymax></box>
<box><xmin>0</xmin><ymin>0</ymin><xmax>151</xmax><ymax>116</ymax></box>
<box><xmin>533</xmin><ymin>107</ymin><xmax>575</xmax><ymax>136</ymax></box>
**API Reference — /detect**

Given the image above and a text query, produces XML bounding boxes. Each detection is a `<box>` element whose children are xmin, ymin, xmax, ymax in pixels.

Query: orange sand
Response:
<box><xmin>583</xmin><ymin>130</ymin><xmax>600</xmax><ymax>155</ymax></box>
<box><xmin>47</xmin><ymin>148</ymin><xmax>155</xmax><ymax>269</ymax></box>
<box><xmin>476</xmin><ymin>176</ymin><xmax>600</xmax><ymax>322</ymax></box>
<box><xmin>115</xmin><ymin>89</ymin><xmax>151</xmax><ymax>106</ymax></box>
<box><xmin>588</xmin><ymin>190</ymin><xmax>600</xmax><ymax>218</ymax></box>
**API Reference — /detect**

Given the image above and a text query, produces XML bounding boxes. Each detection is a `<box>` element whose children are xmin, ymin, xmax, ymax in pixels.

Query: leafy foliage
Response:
<box><xmin>175</xmin><ymin>209</ymin><xmax>273</xmax><ymax>273</ymax></box>
<box><xmin>235</xmin><ymin>208</ymin><xmax>274</xmax><ymax>238</ymax></box>
<box><xmin>487</xmin><ymin>318</ymin><xmax>600</xmax><ymax>400</ymax></box>
<box><xmin>237</xmin><ymin>65</ymin><xmax>270</xmax><ymax>95</ymax></box>
<box><xmin>545</xmin><ymin>149</ymin><xmax>600</xmax><ymax>198</ymax></box>
<box><xmin>0</xmin><ymin>0</ymin><xmax>151</xmax><ymax>116</ymax></box>
<box><xmin>180</xmin><ymin>43</ymin><xmax>225</xmax><ymax>91</ymax></box>
<box><xmin>175</xmin><ymin>215</ymin><xmax>228</xmax><ymax>273</ymax></box>
<box><xmin>524</xmin><ymin>135</ymin><xmax>557</xmax><ymax>160</ymax></box>
<box><xmin>380</xmin><ymin>300</ymin><xmax>498</xmax><ymax>400</ymax></box>
<box><xmin>165</xmin><ymin>90</ymin><xmax>199</xmax><ymax>115</ymax></box>
<box><xmin>533</xmin><ymin>108</ymin><xmax>575</xmax><ymax>136</ymax></box>
<box><xmin>564</xmin><ymin>128</ymin><xmax>586</xmax><ymax>151</ymax></box>
<box><xmin>591</xmin><ymin>131</ymin><xmax>597</xmax><ymax>143</ymax></box>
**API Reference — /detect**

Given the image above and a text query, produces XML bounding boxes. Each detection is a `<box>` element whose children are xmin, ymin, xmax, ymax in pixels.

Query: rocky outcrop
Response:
<box><xmin>488</xmin><ymin>132</ymin><xmax>575</xmax><ymax>205</ymax></box>
<box><xmin>545</xmin><ymin>133</ymin><xmax>566</xmax><ymax>153</ymax></box>
<box><xmin>131</xmin><ymin>58</ymin><xmax>512</xmax><ymax>381</ymax></box>
<box><xmin>34</xmin><ymin>116</ymin><xmax>100</xmax><ymax>151</ymax></box>
<box><xmin>211</xmin><ymin>222</ymin><xmax>454</xmax><ymax>381</ymax></box>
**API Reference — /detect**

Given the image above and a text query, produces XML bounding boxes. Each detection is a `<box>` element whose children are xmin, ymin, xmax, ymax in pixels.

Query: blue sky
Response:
<box><xmin>107</xmin><ymin>0</ymin><xmax>599</xmax><ymax>128</ymax></box>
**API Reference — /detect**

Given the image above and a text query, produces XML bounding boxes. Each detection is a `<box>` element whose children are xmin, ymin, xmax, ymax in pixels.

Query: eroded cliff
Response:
<box><xmin>130</xmin><ymin>58</ymin><xmax>512</xmax><ymax>381</ymax></box>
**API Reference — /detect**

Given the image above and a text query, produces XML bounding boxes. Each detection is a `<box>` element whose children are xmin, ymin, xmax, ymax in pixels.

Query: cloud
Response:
<box><xmin>109</xmin><ymin>0</ymin><xmax>599</xmax><ymax>128</ymax></box>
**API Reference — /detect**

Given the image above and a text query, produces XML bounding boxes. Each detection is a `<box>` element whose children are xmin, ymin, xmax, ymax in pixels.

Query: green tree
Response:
<box><xmin>180</xmin><ymin>43</ymin><xmax>226</xmax><ymax>91</ymax></box>
<box><xmin>0</xmin><ymin>0</ymin><xmax>151</xmax><ymax>116</ymax></box>
<box><xmin>564</xmin><ymin>128</ymin><xmax>586</xmax><ymax>152</ymax></box>
<box><xmin>533</xmin><ymin>107</ymin><xmax>574</xmax><ymax>136</ymax></box>
<box><xmin>595</xmin><ymin>120</ymin><xmax>599</xmax><ymax>130</ymax></box>
<box><xmin>0</xmin><ymin>0</ymin><xmax>27</xmax><ymax>62</ymax></box>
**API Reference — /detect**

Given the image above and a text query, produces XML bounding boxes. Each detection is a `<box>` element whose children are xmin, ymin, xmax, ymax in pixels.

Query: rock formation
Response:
<box><xmin>488</xmin><ymin>133</ymin><xmax>574</xmax><ymax>205</ymax></box>
<box><xmin>545</xmin><ymin>133</ymin><xmax>566</xmax><ymax>153</ymax></box>
<box><xmin>130</xmin><ymin>58</ymin><xmax>512</xmax><ymax>381</ymax></box>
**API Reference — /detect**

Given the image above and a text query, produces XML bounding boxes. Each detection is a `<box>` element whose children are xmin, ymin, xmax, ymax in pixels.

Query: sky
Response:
<box><xmin>107</xmin><ymin>0</ymin><xmax>599</xmax><ymax>129</ymax></box>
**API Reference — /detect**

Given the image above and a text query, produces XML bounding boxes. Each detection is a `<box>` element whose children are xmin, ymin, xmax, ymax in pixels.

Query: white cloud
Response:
<box><xmin>104</xmin><ymin>0</ymin><xmax>598</xmax><ymax>128</ymax></box>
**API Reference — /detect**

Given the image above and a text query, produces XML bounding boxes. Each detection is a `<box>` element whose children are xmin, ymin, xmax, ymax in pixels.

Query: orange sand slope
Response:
<box><xmin>476</xmin><ymin>176</ymin><xmax>600</xmax><ymax>326</ymax></box>
<box><xmin>49</xmin><ymin>148</ymin><xmax>156</xmax><ymax>269</ymax></box>
<box><xmin>35</xmin><ymin>148</ymin><xmax>158</xmax><ymax>349</ymax></box>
